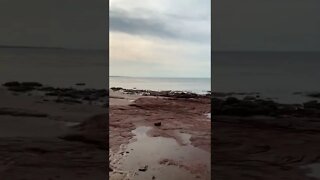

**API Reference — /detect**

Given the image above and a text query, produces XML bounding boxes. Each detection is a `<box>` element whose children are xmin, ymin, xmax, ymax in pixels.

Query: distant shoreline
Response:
<box><xmin>110</xmin><ymin>86</ymin><xmax>211</xmax><ymax>97</ymax></box>
<box><xmin>110</xmin><ymin>76</ymin><xmax>210</xmax><ymax>79</ymax></box>
<box><xmin>0</xmin><ymin>45</ymin><xmax>105</xmax><ymax>51</ymax></box>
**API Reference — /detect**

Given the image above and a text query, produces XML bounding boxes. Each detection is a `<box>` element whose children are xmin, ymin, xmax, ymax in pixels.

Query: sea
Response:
<box><xmin>0</xmin><ymin>47</ymin><xmax>108</xmax><ymax>89</ymax></box>
<box><xmin>0</xmin><ymin>47</ymin><xmax>210</xmax><ymax>94</ymax></box>
<box><xmin>213</xmin><ymin>52</ymin><xmax>320</xmax><ymax>104</ymax></box>
<box><xmin>2</xmin><ymin>48</ymin><xmax>320</xmax><ymax>103</ymax></box>
<box><xmin>110</xmin><ymin>76</ymin><xmax>211</xmax><ymax>94</ymax></box>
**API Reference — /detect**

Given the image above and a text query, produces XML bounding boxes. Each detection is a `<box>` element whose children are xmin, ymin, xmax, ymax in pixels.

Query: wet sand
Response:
<box><xmin>109</xmin><ymin>90</ymin><xmax>211</xmax><ymax>180</ymax></box>
<box><xmin>0</xmin><ymin>86</ymin><xmax>107</xmax><ymax>179</ymax></box>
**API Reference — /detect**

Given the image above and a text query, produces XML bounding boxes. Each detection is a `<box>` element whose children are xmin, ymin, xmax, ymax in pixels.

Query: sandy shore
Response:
<box><xmin>0</xmin><ymin>85</ymin><xmax>107</xmax><ymax>180</ymax></box>
<box><xmin>109</xmin><ymin>90</ymin><xmax>211</xmax><ymax>180</ymax></box>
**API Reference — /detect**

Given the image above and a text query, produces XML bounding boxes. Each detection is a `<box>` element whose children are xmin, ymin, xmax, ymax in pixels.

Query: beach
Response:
<box><xmin>212</xmin><ymin>52</ymin><xmax>320</xmax><ymax>179</ymax></box>
<box><xmin>213</xmin><ymin>93</ymin><xmax>320</xmax><ymax>180</ymax></box>
<box><xmin>0</xmin><ymin>82</ymin><xmax>107</xmax><ymax>179</ymax></box>
<box><xmin>0</xmin><ymin>81</ymin><xmax>211</xmax><ymax>179</ymax></box>
<box><xmin>109</xmin><ymin>88</ymin><xmax>211</xmax><ymax>180</ymax></box>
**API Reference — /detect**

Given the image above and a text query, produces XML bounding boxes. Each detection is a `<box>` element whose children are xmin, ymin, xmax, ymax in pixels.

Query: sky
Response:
<box><xmin>0</xmin><ymin>0</ymin><xmax>107</xmax><ymax>49</ymax></box>
<box><xmin>109</xmin><ymin>0</ymin><xmax>211</xmax><ymax>78</ymax></box>
<box><xmin>214</xmin><ymin>0</ymin><xmax>320</xmax><ymax>52</ymax></box>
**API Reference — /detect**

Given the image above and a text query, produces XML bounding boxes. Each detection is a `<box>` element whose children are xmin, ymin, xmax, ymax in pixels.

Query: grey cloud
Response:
<box><xmin>110</xmin><ymin>9</ymin><xmax>176</xmax><ymax>39</ymax></box>
<box><xmin>110</xmin><ymin>8</ymin><xmax>210</xmax><ymax>43</ymax></box>
<box><xmin>165</xmin><ymin>13</ymin><xmax>210</xmax><ymax>22</ymax></box>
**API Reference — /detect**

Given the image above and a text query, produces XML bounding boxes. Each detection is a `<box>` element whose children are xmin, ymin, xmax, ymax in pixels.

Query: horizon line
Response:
<box><xmin>0</xmin><ymin>45</ymin><xmax>106</xmax><ymax>51</ymax></box>
<box><xmin>110</xmin><ymin>75</ymin><xmax>210</xmax><ymax>79</ymax></box>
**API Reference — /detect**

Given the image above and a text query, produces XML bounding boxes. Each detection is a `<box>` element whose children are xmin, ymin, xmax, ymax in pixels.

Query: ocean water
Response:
<box><xmin>0</xmin><ymin>48</ymin><xmax>107</xmax><ymax>89</ymax></box>
<box><xmin>213</xmin><ymin>52</ymin><xmax>320</xmax><ymax>103</ymax></box>
<box><xmin>3</xmin><ymin>48</ymin><xmax>319</xmax><ymax>103</ymax></box>
<box><xmin>110</xmin><ymin>76</ymin><xmax>211</xmax><ymax>94</ymax></box>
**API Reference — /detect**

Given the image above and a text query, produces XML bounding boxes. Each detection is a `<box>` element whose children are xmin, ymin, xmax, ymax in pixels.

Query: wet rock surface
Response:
<box><xmin>0</xmin><ymin>108</ymin><xmax>48</xmax><ymax>117</ymax></box>
<box><xmin>213</xmin><ymin>95</ymin><xmax>320</xmax><ymax>118</ymax></box>
<box><xmin>213</xmin><ymin>94</ymin><xmax>320</xmax><ymax>180</ymax></box>
<box><xmin>109</xmin><ymin>94</ymin><xmax>211</xmax><ymax>180</ymax></box>
<box><xmin>110</xmin><ymin>87</ymin><xmax>210</xmax><ymax>98</ymax></box>
<box><xmin>0</xmin><ymin>83</ymin><xmax>107</xmax><ymax>179</ymax></box>
<box><xmin>2</xmin><ymin>81</ymin><xmax>108</xmax><ymax>106</ymax></box>
<box><xmin>3</xmin><ymin>81</ymin><xmax>43</xmax><ymax>92</ymax></box>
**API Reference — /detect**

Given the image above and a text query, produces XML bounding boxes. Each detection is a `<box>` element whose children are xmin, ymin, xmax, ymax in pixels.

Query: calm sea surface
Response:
<box><xmin>110</xmin><ymin>76</ymin><xmax>211</xmax><ymax>94</ymax></box>
<box><xmin>2</xmin><ymin>48</ymin><xmax>319</xmax><ymax>103</ymax></box>
<box><xmin>0</xmin><ymin>48</ymin><xmax>107</xmax><ymax>89</ymax></box>
<box><xmin>0</xmin><ymin>48</ymin><xmax>210</xmax><ymax>93</ymax></box>
<box><xmin>214</xmin><ymin>52</ymin><xmax>320</xmax><ymax>103</ymax></box>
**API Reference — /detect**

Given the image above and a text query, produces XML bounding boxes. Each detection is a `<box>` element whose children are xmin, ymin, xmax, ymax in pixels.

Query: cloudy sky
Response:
<box><xmin>109</xmin><ymin>0</ymin><xmax>211</xmax><ymax>78</ymax></box>
<box><xmin>214</xmin><ymin>0</ymin><xmax>320</xmax><ymax>52</ymax></box>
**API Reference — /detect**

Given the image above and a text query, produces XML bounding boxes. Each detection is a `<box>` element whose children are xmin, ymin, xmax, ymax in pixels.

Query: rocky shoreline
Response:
<box><xmin>110</xmin><ymin>86</ymin><xmax>211</xmax><ymax>98</ymax></box>
<box><xmin>109</xmin><ymin>87</ymin><xmax>211</xmax><ymax>180</ymax></box>
<box><xmin>0</xmin><ymin>81</ymin><xmax>212</xmax><ymax>180</ymax></box>
<box><xmin>213</xmin><ymin>94</ymin><xmax>320</xmax><ymax>118</ymax></box>
<box><xmin>3</xmin><ymin>81</ymin><xmax>108</xmax><ymax>106</ymax></box>
<box><xmin>0</xmin><ymin>81</ymin><xmax>108</xmax><ymax>180</ymax></box>
<box><xmin>212</xmin><ymin>93</ymin><xmax>320</xmax><ymax>180</ymax></box>
<box><xmin>3</xmin><ymin>81</ymin><xmax>320</xmax><ymax>179</ymax></box>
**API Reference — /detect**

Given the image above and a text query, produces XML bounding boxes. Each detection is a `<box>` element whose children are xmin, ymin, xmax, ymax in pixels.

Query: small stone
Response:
<box><xmin>139</xmin><ymin>165</ymin><xmax>148</xmax><ymax>172</ymax></box>
<box><xmin>75</xmin><ymin>83</ymin><xmax>86</xmax><ymax>86</ymax></box>
<box><xmin>3</xmin><ymin>81</ymin><xmax>20</xmax><ymax>87</ymax></box>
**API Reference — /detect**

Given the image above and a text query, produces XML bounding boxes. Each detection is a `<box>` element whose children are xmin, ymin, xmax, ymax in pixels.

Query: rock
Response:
<box><xmin>55</xmin><ymin>98</ymin><xmax>82</xmax><ymax>104</ymax></box>
<box><xmin>110</xmin><ymin>87</ymin><xmax>123</xmax><ymax>91</ymax></box>
<box><xmin>0</xmin><ymin>108</ymin><xmax>48</xmax><ymax>117</ymax></box>
<box><xmin>303</xmin><ymin>100</ymin><xmax>320</xmax><ymax>109</ymax></box>
<box><xmin>3</xmin><ymin>81</ymin><xmax>42</xmax><ymax>93</ymax></box>
<box><xmin>138</xmin><ymin>165</ymin><xmax>148</xmax><ymax>172</ymax></box>
<box><xmin>307</xmin><ymin>93</ymin><xmax>320</xmax><ymax>98</ymax></box>
<box><xmin>8</xmin><ymin>86</ymin><xmax>35</xmax><ymax>92</ymax></box>
<box><xmin>154</xmin><ymin>122</ymin><xmax>161</xmax><ymax>127</ymax></box>
<box><xmin>45</xmin><ymin>92</ymin><xmax>59</xmax><ymax>96</ymax></box>
<box><xmin>117</xmin><ymin>88</ymin><xmax>209</xmax><ymax>98</ymax></box>
<box><xmin>75</xmin><ymin>83</ymin><xmax>86</xmax><ymax>86</ymax></box>
<box><xmin>21</xmin><ymin>82</ymin><xmax>42</xmax><ymax>87</ymax></box>
<box><xmin>243</xmin><ymin>96</ymin><xmax>256</xmax><ymax>101</ymax></box>
<box><xmin>225</xmin><ymin>97</ymin><xmax>240</xmax><ymax>105</ymax></box>
<box><xmin>3</xmin><ymin>81</ymin><xmax>20</xmax><ymax>87</ymax></box>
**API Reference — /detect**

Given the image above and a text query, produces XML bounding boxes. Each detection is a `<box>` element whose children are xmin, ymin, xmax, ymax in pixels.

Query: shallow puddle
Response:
<box><xmin>112</xmin><ymin>126</ymin><xmax>210</xmax><ymax>180</ymax></box>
